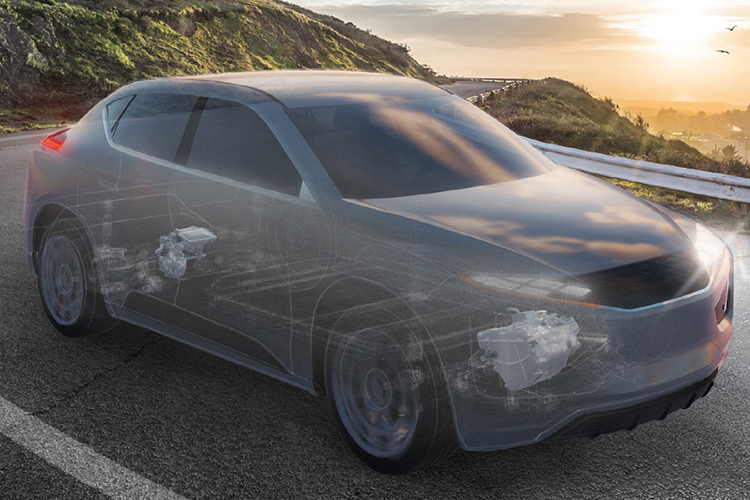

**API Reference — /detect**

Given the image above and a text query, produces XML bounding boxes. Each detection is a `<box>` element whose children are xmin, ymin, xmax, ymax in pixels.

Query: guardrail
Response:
<box><xmin>456</xmin><ymin>78</ymin><xmax>533</xmax><ymax>104</ymax></box>
<box><xmin>525</xmin><ymin>138</ymin><xmax>750</xmax><ymax>205</ymax></box>
<box><xmin>454</xmin><ymin>78</ymin><xmax>531</xmax><ymax>83</ymax></box>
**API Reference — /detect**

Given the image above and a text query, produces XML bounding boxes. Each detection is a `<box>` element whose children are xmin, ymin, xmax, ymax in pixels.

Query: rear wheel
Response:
<box><xmin>325</xmin><ymin>306</ymin><xmax>456</xmax><ymax>474</ymax></box>
<box><xmin>37</xmin><ymin>217</ymin><xmax>115</xmax><ymax>338</ymax></box>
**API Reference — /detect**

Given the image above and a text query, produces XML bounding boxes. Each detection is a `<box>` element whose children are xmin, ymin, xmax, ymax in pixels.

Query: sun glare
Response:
<box><xmin>618</xmin><ymin>1</ymin><xmax>724</xmax><ymax>56</ymax></box>
<box><xmin>640</xmin><ymin>15</ymin><xmax>709</xmax><ymax>49</ymax></box>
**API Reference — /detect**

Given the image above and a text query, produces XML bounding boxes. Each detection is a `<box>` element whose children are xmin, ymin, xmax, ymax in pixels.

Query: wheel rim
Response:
<box><xmin>40</xmin><ymin>235</ymin><xmax>85</xmax><ymax>326</ymax></box>
<box><xmin>332</xmin><ymin>328</ymin><xmax>419</xmax><ymax>459</ymax></box>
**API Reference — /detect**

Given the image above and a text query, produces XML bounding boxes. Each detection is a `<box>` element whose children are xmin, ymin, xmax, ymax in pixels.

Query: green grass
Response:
<box><xmin>604</xmin><ymin>178</ymin><xmax>750</xmax><ymax>234</ymax></box>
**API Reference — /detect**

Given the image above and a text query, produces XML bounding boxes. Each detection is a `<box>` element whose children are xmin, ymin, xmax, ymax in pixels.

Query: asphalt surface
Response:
<box><xmin>439</xmin><ymin>80</ymin><xmax>517</xmax><ymax>99</ymax></box>
<box><xmin>1</xmin><ymin>127</ymin><xmax>750</xmax><ymax>499</ymax></box>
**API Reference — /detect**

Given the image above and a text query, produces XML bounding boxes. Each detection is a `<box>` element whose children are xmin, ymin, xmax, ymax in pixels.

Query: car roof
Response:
<box><xmin>176</xmin><ymin>70</ymin><xmax>449</xmax><ymax>108</ymax></box>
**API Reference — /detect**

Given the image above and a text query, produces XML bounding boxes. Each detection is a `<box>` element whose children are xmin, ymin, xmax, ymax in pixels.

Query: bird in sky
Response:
<box><xmin>717</xmin><ymin>49</ymin><xmax>730</xmax><ymax>54</ymax></box>
<box><xmin>727</xmin><ymin>25</ymin><xmax>738</xmax><ymax>31</ymax></box>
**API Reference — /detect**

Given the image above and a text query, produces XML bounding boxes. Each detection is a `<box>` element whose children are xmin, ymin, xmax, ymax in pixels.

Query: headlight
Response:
<box><xmin>665</xmin><ymin>210</ymin><xmax>728</xmax><ymax>276</ymax></box>
<box><xmin>690</xmin><ymin>224</ymin><xmax>725</xmax><ymax>271</ymax></box>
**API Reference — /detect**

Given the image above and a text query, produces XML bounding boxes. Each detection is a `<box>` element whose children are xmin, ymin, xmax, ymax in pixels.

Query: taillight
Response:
<box><xmin>41</xmin><ymin>128</ymin><xmax>70</xmax><ymax>152</ymax></box>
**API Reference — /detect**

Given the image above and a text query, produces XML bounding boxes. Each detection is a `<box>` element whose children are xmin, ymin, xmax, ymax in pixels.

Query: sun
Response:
<box><xmin>641</xmin><ymin>15</ymin><xmax>707</xmax><ymax>49</ymax></box>
<box><xmin>621</xmin><ymin>1</ymin><xmax>722</xmax><ymax>54</ymax></box>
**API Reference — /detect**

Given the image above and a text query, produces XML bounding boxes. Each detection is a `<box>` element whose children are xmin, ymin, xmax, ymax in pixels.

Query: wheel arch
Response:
<box><xmin>34</xmin><ymin>211</ymin><xmax>117</xmax><ymax>337</ymax></box>
<box><xmin>313</xmin><ymin>276</ymin><xmax>459</xmax><ymax>473</ymax></box>
<box><xmin>309</xmin><ymin>277</ymin><xmax>444</xmax><ymax>396</ymax></box>
<box><xmin>32</xmin><ymin>204</ymin><xmax>79</xmax><ymax>271</ymax></box>
<box><xmin>32</xmin><ymin>205</ymin><xmax>116</xmax><ymax>318</ymax></box>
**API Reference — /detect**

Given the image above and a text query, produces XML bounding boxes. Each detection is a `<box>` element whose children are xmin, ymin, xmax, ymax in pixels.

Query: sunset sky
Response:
<box><xmin>293</xmin><ymin>0</ymin><xmax>750</xmax><ymax>106</ymax></box>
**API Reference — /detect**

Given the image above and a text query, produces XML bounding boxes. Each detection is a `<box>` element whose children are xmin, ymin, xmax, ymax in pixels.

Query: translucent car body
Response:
<box><xmin>24</xmin><ymin>70</ymin><xmax>733</xmax><ymax>473</ymax></box>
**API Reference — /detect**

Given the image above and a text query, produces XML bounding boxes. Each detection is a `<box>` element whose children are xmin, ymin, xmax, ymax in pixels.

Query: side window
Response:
<box><xmin>186</xmin><ymin>98</ymin><xmax>302</xmax><ymax>196</ymax></box>
<box><xmin>111</xmin><ymin>93</ymin><xmax>198</xmax><ymax>162</ymax></box>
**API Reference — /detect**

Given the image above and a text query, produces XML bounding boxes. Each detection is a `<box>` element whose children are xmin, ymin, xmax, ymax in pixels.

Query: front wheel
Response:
<box><xmin>37</xmin><ymin>217</ymin><xmax>115</xmax><ymax>338</ymax></box>
<box><xmin>325</xmin><ymin>307</ymin><xmax>456</xmax><ymax>474</ymax></box>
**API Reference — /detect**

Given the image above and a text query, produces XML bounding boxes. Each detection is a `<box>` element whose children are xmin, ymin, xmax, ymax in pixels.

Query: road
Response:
<box><xmin>1</xmin><ymin>131</ymin><xmax>749</xmax><ymax>499</ymax></box>
<box><xmin>440</xmin><ymin>79</ymin><xmax>525</xmax><ymax>99</ymax></box>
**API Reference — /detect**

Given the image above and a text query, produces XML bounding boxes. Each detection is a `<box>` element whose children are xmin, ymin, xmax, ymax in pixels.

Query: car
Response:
<box><xmin>25</xmin><ymin>70</ymin><xmax>733</xmax><ymax>475</ymax></box>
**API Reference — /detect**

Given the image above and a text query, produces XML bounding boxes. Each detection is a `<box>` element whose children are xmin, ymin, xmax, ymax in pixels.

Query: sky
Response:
<box><xmin>292</xmin><ymin>0</ymin><xmax>750</xmax><ymax>106</ymax></box>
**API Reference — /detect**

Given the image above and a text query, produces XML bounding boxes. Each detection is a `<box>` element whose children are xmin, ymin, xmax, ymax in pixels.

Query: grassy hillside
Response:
<box><xmin>0</xmin><ymin>0</ymin><xmax>441</xmax><ymax>131</ymax></box>
<box><xmin>484</xmin><ymin>78</ymin><xmax>750</xmax><ymax>178</ymax></box>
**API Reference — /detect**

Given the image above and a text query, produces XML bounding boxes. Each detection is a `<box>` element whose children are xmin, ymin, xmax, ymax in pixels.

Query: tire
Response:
<box><xmin>37</xmin><ymin>217</ymin><xmax>115</xmax><ymax>338</ymax></box>
<box><xmin>325</xmin><ymin>305</ymin><xmax>456</xmax><ymax>474</ymax></box>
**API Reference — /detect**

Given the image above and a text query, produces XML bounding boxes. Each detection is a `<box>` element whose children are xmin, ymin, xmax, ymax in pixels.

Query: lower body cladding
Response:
<box><xmin>446</xmin><ymin>259</ymin><xmax>733</xmax><ymax>452</ymax></box>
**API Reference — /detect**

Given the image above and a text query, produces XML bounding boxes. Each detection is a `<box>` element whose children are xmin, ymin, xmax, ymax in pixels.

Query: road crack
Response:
<box><xmin>32</xmin><ymin>337</ymin><xmax>161</xmax><ymax>416</ymax></box>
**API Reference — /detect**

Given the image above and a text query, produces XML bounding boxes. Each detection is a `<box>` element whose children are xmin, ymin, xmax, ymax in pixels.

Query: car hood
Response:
<box><xmin>356</xmin><ymin>168</ymin><xmax>691</xmax><ymax>276</ymax></box>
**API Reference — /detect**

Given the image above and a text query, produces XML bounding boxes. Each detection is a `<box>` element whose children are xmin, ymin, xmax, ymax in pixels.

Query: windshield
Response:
<box><xmin>285</xmin><ymin>95</ymin><xmax>554</xmax><ymax>199</ymax></box>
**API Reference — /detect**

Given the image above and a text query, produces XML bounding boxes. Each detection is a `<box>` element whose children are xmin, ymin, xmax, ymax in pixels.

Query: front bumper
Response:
<box><xmin>548</xmin><ymin>367</ymin><xmax>717</xmax><ymax>441</ymax></box>
<box><xmin>449</xmin><ymin>248</ymin><xmax>733</xmax><ymax>451</ymax></box>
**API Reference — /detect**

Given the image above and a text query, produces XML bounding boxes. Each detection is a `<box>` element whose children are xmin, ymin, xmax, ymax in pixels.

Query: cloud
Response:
<box><xmin>314</xmin><ymin>4</ymin><xmax>618</xmax><ymax>49</ymax></box>
<box><xmin>298</xmin><ymin>1</ymin><xmax>750</xmax><ymax>103</ymax></box>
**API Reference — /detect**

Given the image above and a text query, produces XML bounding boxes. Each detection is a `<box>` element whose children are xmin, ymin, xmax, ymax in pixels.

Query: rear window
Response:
<box><xmin>111</xmin><ymin>93</ymin><xmax>198</xmax><ymax>162</ymax></box>
<box><xmin>285</xmin><ymin>95</ymin><xmax>553</xmax><ymax>199</ymax></box>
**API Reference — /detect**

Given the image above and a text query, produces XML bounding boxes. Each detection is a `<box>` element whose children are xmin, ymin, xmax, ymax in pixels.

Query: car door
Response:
<box><xmin>163</xmin><ymin>96</ymin><xmax>329</xmax><ymax>372</ymax></box>
<box><xmin>91</xmin><ymin>92</ymin><xmax>201</xmax><ymax>311</ymax></box>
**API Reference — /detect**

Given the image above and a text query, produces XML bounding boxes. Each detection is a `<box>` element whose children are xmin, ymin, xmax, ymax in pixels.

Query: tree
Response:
<box><xmin>721</xmin><ymin>144</ymin><xmax>740</xmax><ymax>161</ymax></box>
<box><xmin>626</xmin><ymin>111</ymin><xmax>649</xmax><ymax>131</ymax></box>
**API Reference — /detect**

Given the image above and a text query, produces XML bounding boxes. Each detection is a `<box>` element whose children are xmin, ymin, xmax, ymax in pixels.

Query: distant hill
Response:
<box><xmin>615</xmin><ymin>98</ymin><xmax>750</xmax><ymax>138</ymax></box>
<box><xmin>482</xmin><ymin>78</ymin><xmax>749</xmax><ymax>178</ymax></box>
<box><xmin>616</xmin><ymin>98</ymin><xmax>743</xmax><ymax>117</ymax></box>
<box><xmin>0</xmin><ymin>0</ymin><xmax>442</xmax><ymax>131</ymax></box>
